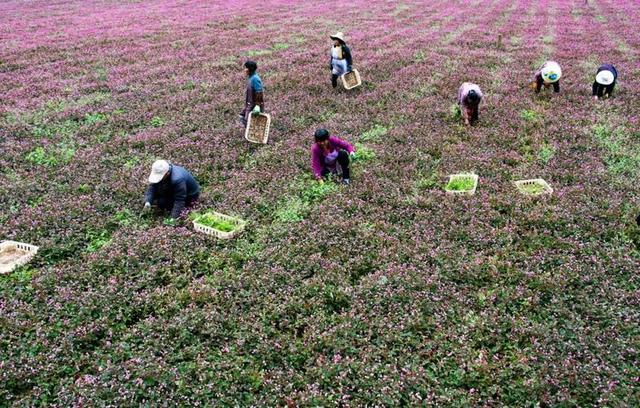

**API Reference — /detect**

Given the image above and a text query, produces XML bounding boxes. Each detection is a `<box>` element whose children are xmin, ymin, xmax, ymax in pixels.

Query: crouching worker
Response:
<box><xmin>329</xmin><ymin>32</ymin><xmax>353</xmax><ymax>88</ymax></box>
<box><xmin>593</xmin><ymin>64</ymin><xmax>618</xmax><ymax>100</ymax></box>
<box><xmin>533</xmin><ymin>60</ymin><xmax>562</xmax><ymax>93</ymax></box>
<box><xmin>239</xmin><ymin>60</ymin><xmax>264</xmax><ymax>127</ymax></box>
<box><xmin>143</xmin><ymin>160</ymin><xmax>200</xmax><ymax>219</ymax></box>
<box><xmin>458</xmin><ymin>82</ymin><xmax>483</xmax><ymax>126</ymax></box>
<box><xmin>311</xmin><ymin>128</ymin><xmax>356</xmax><ymax>185</ymax></box>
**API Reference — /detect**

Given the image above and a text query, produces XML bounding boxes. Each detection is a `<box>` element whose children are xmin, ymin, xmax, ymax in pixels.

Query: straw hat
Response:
<box><xmin>541</xmin><ymin>61</ymin><xmax>562</xmax><ymax>83</ymax></box>
<box><xmin>148</xmin><ymin>160</ymin><xmax>170</xmax><ymax>183</ymax></box>
<box><xmin>595</xmin><ymin>70</ymin><xmax>614</xmax><ymax>85</ymax></box>
<box><xmin>330</xmin><ymin>32</ymin><xmax>346</xmax><ymax>44</ymax></box>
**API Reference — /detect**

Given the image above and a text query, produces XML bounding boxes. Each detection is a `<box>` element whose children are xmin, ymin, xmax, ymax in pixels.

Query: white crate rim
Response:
<box><xmin>0</xmin><ymin>240</ymin><xmax>39</xmax><ymax>274</ymax></box>
<box><xmin>341</xmin><ymin>69</ymin><xmax>362</xmax><ymax>90</ymax></box>
<box><xmin>514</xmin><ymin>178</ymin><xmax>553</xmax><ymax>196</ymax></box>
<box><xmin>444</xmin><ymin>173</ymin><xmax>479</xmax><ymax>195</ymax></box>
<box><xmin>192</xmin><ymin>211</ymin><xmax>246</xmax><ymax>239</ymax></box>
<box><xmin>244</xmin><ymin>112</ymin><xmax>271</xmax><ymax>144</ymax></box>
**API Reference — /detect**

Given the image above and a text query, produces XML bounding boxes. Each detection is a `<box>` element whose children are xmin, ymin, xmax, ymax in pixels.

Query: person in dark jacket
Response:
<box><xmin>143</xmin><ymin>160</ymin><xmax>200</xmax><ymax>219</ymax></box>
<box><xmin>593</xmin><ymin>64</ymin><xmax>618</xmax><ymax>100</ymax></box>
<box><xmin>239</xmin><ymin>60</ymin><xmax>264</xmax><ymax>127</ymax></box>
<box><xmin>329</xmin><ymin>32</ymin><xmax>353</xmax><ymax>88</ymax></box>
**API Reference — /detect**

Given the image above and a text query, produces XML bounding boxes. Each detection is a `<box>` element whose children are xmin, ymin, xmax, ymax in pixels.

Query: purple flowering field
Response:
<box><xmin>1</xmin><ymin>0</ymin><xmax>639</xmax><ymax>405</ymax></box>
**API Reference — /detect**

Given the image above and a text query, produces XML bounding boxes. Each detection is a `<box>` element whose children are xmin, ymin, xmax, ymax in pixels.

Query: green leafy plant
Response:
<box><xmin>520</xmin><ymin>183</ymin><xmax>545</xmax><ymax>194</ymax></box>
<box><xmin>360</xmin><ymin>124</ymin><xmax>388</xmax><ymax>142</ymax></box>
<box><xmin>150</xmin><ymin>116</ymin><xmax>165</xmax><ymax>127</ymax></box>
<box><xmin>520</xmin><ymin>109</ymin><xmax>537</xmax><ymax>121</ymax></box>
<box><xmin>354</xmin><ymin>143</ymin><xmax>376</xmax><ymax>162</ymax></box>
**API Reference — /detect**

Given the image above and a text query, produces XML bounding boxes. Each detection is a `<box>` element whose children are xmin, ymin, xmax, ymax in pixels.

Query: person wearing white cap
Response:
<box><xmin>143</xmin><ymin>160</ymin><xmax>200</xmax><ymax>219</ymax></box>
<box><xmin>458</xmin><ymin>82</ymin><xmax>483</xmax><ymax>126</ymax></box>
<box><xmin>533</xmin><ymin>61</ymin><xmax>562</xmax><ymax>93</ymax></box>
<box><xmin>592</xmin><ymin>64</ymin><xmax>618</xmax><ymax>100</ymax></box>
<box><xmin>329</xmin><ymin>32</ymin><xmax>353</xmax><ymax>88</ymax></box>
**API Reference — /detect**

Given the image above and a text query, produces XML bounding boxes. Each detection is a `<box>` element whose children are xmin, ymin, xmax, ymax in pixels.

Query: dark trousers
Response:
<box><xmin>155</xmin><ymin>193</ymin><xmax>200</xmax><ymax>217</ymax></box>
<box><xmin>321</xmin><ymin>150</ymin><xmax>350</xmax><ymax>179</ymax></box>
<box><xmin>331</xmin><ymin>74</ymin><xmax>339</xmax><ymax>88</ymax></box>
<box><xmin>592</xmin><ymin>81</ymin><xmax>615</xmax><ymax>97</ymax></box>
<box><xmin>536</xmin><ymin>76</ymin><xmax>560</xmax><ymax>93</ymax></box>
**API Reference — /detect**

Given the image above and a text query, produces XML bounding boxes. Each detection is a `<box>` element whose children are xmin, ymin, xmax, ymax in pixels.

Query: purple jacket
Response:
<box><xmin>311</xmin><ymin>136</ymin><xmax>354</xmax><ymax>179</ymax></box>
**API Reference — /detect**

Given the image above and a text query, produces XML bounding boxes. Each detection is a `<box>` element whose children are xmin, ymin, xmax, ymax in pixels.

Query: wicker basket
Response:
<box><xmin>0</xmin><ymin>240</ymin><xmax>39</xmax><ymax>274</ymax></box>
<box><xmin>341</xmin><ymin>69</ymin><xmax>362</xmax><ymax>90</ymax></box>
<box><xmin>245</xmin><ymin>112</ymin><xmax>271</xmax><ymax>144</ymax></box>
<box><xmin>193</xmin><ymin>211</ymin><xmax>246</xmax><ymax>239</ymax></box>
<box><xmin>514</xmin><ymin>178</ymin><xmax>553</xmax><ymax>196</ymax></box>
<box><xmin>444</xmin><ymin>173</ymin><xmax>479</xmax><ymax>196</ymax></box>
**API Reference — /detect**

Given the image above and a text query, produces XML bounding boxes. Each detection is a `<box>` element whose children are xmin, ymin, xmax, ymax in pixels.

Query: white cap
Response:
<box><xmin>148</xmin><ymin>160</ymin><xmax>170</xmax><ymax>183</ymax></box>
<box><xmin>595</xmin><ymin>70</ymin><xmax>614</xmax><ymax>85</ymax></box>
<box><xmin>541</xmin><ymin>61</ymin><xmax>562</xmax><ymax>83</ymax></box>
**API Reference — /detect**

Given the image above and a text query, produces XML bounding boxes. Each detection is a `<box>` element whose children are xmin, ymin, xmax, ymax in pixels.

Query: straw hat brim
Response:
<box><xmin>330</xmin><ymin>33</ymin><xmax>346</xmax><ymax>43</ymax></box>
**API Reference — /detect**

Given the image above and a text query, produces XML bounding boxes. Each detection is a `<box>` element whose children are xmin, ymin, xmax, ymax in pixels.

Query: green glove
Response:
<box><xmin>163</xmin><ymin>218</ymin><xmax>177</xmax><ymax>226</ymax></box>
<box><xmin>350</xmin><ymin>151</ymin><xmax>357</xmax><ymax>161</ymax></box>
<box><xmin>252</xmin><ymin>105</ymin><xmax>261</xmax><ymax>114</ymax></box>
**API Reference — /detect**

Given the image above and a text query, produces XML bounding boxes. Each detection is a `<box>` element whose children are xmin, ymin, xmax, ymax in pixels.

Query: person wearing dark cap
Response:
<box><xmin>143</xmin><ymin>160</ymin><xmax>200</xmax><ymax>219</ymax></box>
<box><xmin>329</xmin><ymin>32</ymin><xmax>353</xmax><ymax>88</ymax></box>
<box><xmin>311</xmin><ymin>128</ymin><xmax>356</xmax><ymax>185</ymax></box>
<box><xmin>592</xmin><ymin>64</ymin><xmax>618</xmax><ymax>100</ymax></box>
<box><xmin>458</xmin><ymin>82</ymin><xmax>483</xmax><ymax>126</ymax></box>
<box><xmin>239</xmin><ymin>60</ymin><xmax>264</xmax><ymax>127</ymax></box>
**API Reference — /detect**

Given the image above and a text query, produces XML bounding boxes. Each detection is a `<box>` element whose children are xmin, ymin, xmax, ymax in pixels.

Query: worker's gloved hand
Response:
<box><xmin>163</xmin><ymin>218</ymin><xmax>177</xmax><ymax>226</ymax></box>
<box><xmin>349</xmin><ymin>151</ymin><xmax>357</xmax><ymax>161</ymax></box>
<box><xmin>142</xmin><ymin>202</ymin><xmax>151</xmax><ymax>212</ymax></box>
<box><xmin>252</xmin><ymin>105</ymin><xmax>261</xmax><ymax>114</ymax></box>
<box><xmin>317</xmin><ymin>178</ymin><xmax>324</xmax><ymax>184</ymax></box>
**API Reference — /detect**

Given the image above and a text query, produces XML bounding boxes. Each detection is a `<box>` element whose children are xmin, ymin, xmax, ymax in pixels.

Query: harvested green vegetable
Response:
<box><xmin>445</xmin><ymin>176</ymin><xmax>475</xmax><ymax>191</ymax></box>
<box><xmin>194</xmin><ymin>213</ymin><xmax>237</xmax><ymax>232</ymax></box>
<box><xmin>519</xmin><ymin>182</ymin><xmax>545</xmax><ymax>194</ymax></box>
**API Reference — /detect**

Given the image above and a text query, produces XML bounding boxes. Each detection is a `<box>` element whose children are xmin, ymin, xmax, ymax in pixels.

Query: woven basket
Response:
<box><xmin>0</xmin><ymin>240</ymin><xmax>39</xmax><ymax>274</ymax></box>
<box><xmin>245</xmin><ymin>113</ymin><xmax>271</xmax><ymax>144</ymax></box>
<box><xmin>444</xmin><ymin>173</ymin><xmax>479</xmax><ymax>196</ymax></box>
<box><xmin>193</xmin><ymin>211</ymin><xmax>246</xmax><ymax>239</ymax></box>
<box><xmin>341</xmin><ymin>69</ymin><xmax>362</xmax><ymax>90</ymax></box>
<box><xmin>514</xmin><ymin>178</ymin><xmax>553</xmax><ymax>196</ymax></box>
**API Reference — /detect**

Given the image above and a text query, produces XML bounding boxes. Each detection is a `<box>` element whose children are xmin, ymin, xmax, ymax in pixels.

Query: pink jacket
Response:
<box><xmin>311</xmin><ymin>136</ymin><xmax>354</xmax><ymax>178</ymax></box>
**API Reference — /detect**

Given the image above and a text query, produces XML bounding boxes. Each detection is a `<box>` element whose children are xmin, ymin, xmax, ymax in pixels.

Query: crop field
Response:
<box><xmin>1</xmin><ymin>0</ymin><xmax>639</xmax><ymax>405</ymax></box>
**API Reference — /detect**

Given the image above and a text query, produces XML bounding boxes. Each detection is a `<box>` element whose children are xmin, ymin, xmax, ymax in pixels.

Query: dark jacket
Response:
<box><xmin>145</xmin><ymin>164</ymin><xmax>200</xmax><ymax>218</ymax></box>
<box><xmin>592</xmin><ymin>64</ymin><xmax>618</xmax><ymax>97</ymax></box>
<box><xmin>330</xmin><ymin>44</ymin><xmax>353</xmax><ymax>72</ymax></box>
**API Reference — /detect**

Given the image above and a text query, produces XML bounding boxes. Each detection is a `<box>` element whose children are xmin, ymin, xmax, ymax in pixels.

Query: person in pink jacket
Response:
<box><xmin>458</xmin><ymin>82</ymin><xmax>483</xmax><ymax>126</ymax></box>
<box><xmin>311</xmin><ymin>128</ymin><xmax>356</xmax><ymax>185</ymax></box>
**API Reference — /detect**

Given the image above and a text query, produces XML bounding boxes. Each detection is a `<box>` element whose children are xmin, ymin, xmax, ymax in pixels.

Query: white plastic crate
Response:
<box><xmin>514</xmin><ymin>178</ymin><xmax>553</xmax><ymax>196</ymax></box>
<box><xmin>193</xmin><ymin>211</ymin><xmax>246</xmax><ymax>239</ymax></box>
<box><xmin>444</xmin><ymin>173</ymin><xmax>479</xmax><ymax>196</ymax></box>
<box><xmin>341</xmin><ymin>69</ymin><xmax>362</xmax><ymax>90</ymax></box>
<box><xmin>245</xmin><ymin>112</ymin><xmax>271</xmax><ymax>144</ymax></box>
<box><xmin>0</xmin><ymin>240</ymin><xmax>39</xmax><ymax>274</ymax></box>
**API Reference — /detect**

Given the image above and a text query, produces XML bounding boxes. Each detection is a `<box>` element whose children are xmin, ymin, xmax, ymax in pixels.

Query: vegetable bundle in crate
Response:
<box><xmin>514</xmin><ymin>178</ymin><xmax>553</xmax><ymax>196</ymax></box>
<box><xmin>0</xmin><ymin>240</ymin><xmax>39</xmax><ymax>274</ymax></box>
<box><xmin>341</xmin><ymin>69</ymin><xmax>362</xmax><ymax>90</ymax></box>
<box><xmin>444</xmin><ymin>173</ymin><xmax>479</xmax><ymax>195</ymax></box>
<box><xmin>245</xmin><ymin>112</ymin><xmax>271</xmax><ymax>144</ymax></box>
<box><xmin>192</xmin><ymin>211</ymin><xmax>246</xmax><ymax>239</ymax></box>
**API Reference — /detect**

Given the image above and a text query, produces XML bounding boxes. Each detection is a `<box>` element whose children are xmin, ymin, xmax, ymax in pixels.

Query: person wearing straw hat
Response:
<box><xmin>533</xmin><ymin>60</ymin><xmax>562</xmax><ymax>93</ymax></box>
<box><xmin>143</xmin><ymin>160</ymin><xmax>200</xmax><ymax>219</ymax></box>
<box><xmin>329</xmin><ymin>32</ymin><xmax>353</xmax><ymax>88</ymax></box>
<box><xmin>311</xmin><ymin>128</ymin><xmax>356</xmax><ymax>185</ymax></box>
<box><xmin>239</xmin><ymin>60</ymin><xmax>264</xmax><ymax>127</ymax></box>
<box><xmin>458</xmin><ymin>82</ymin><xmax>483</xmax><ymax>126</ymax></box>
<box><xmin>592</xmin><ymin>64</ymin><xmax>618</xmax><ymax>100</ymax></box>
